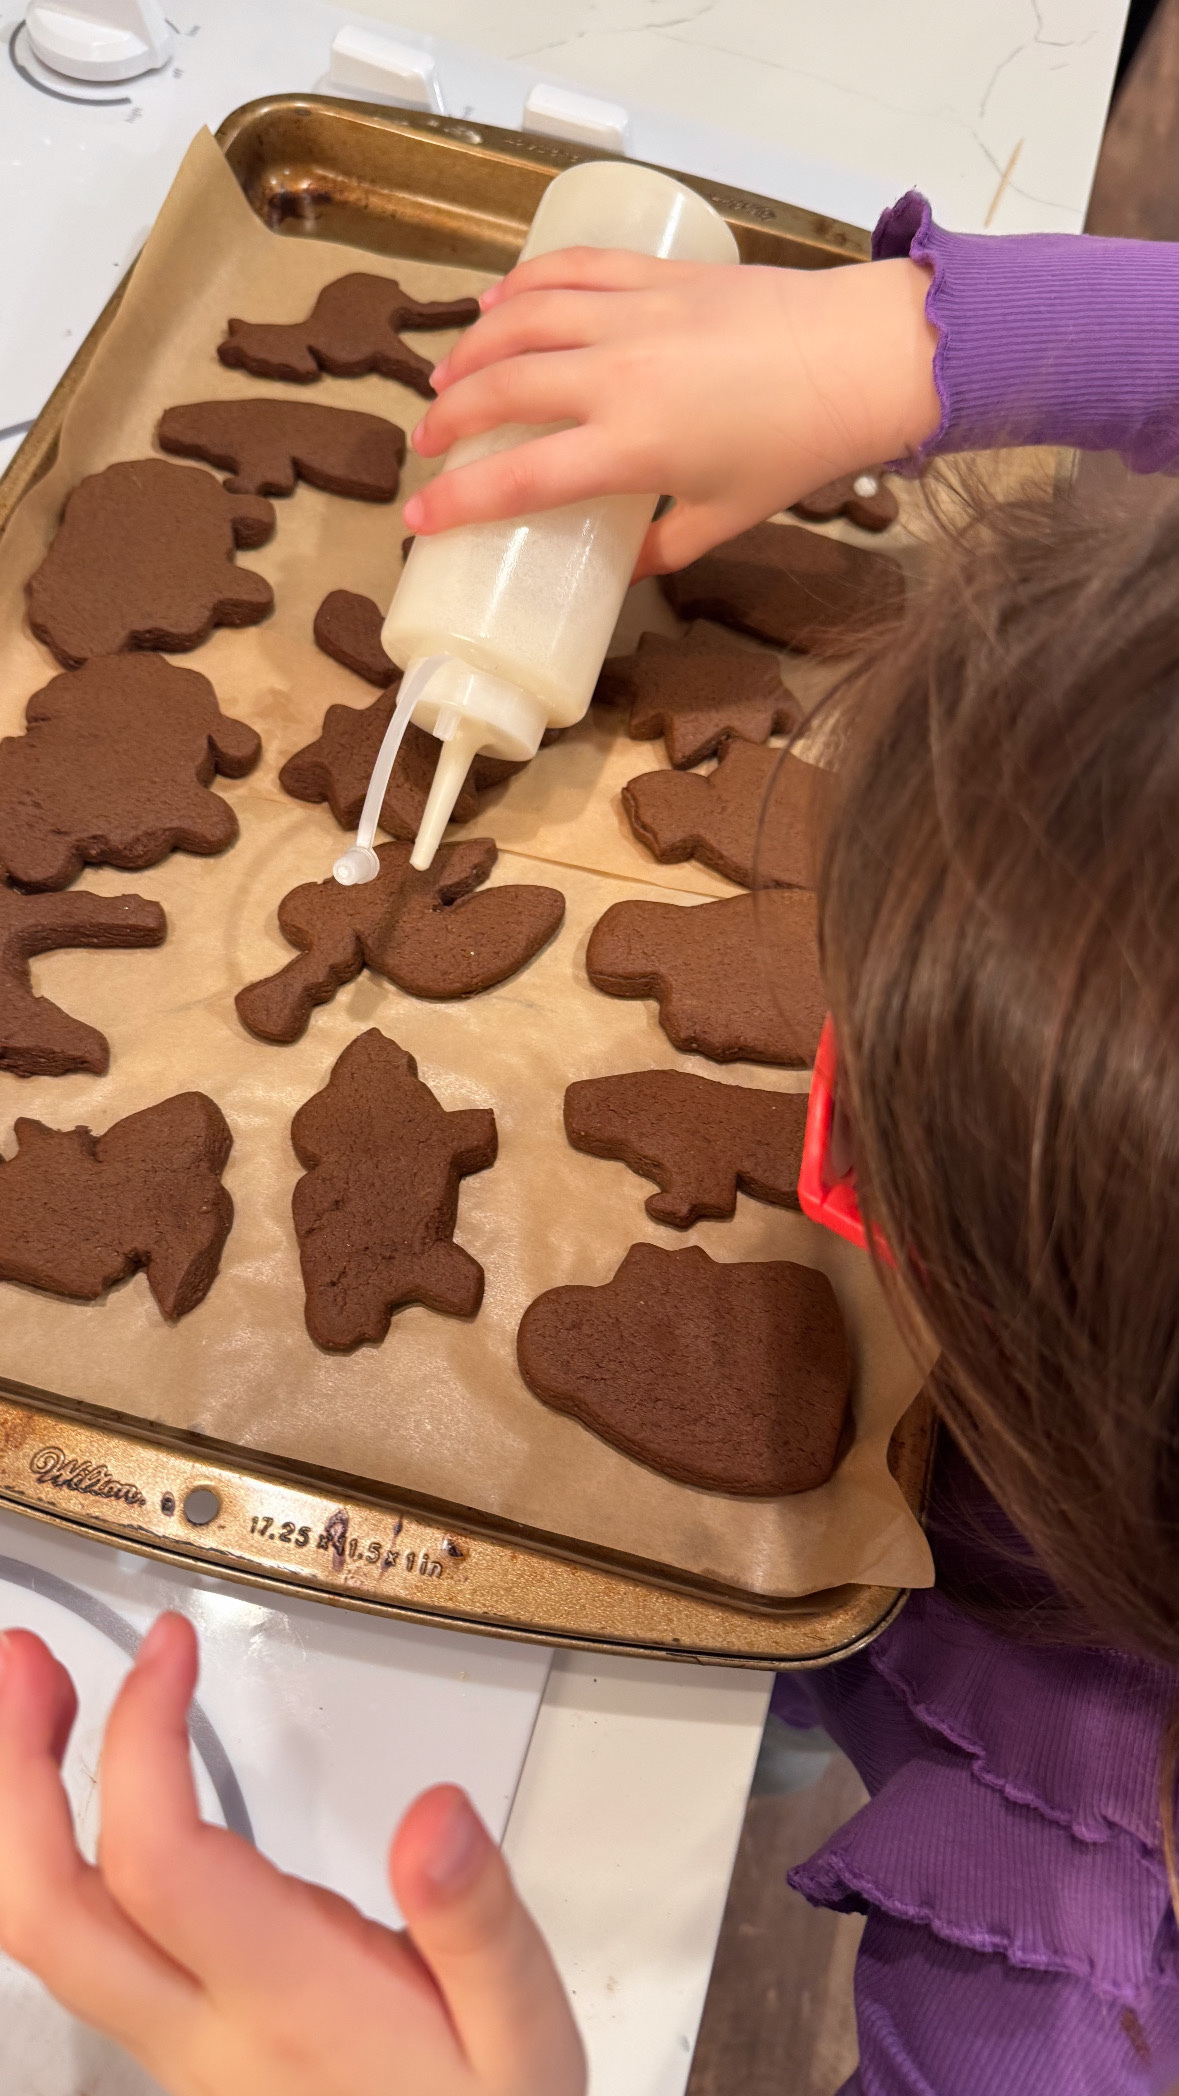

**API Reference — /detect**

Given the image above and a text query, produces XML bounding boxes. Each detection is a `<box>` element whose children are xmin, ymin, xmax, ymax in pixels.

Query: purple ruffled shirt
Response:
<box><xmin>774</xmin><ymin>198</ymin><xmax>1179</xmax><ymax>2096</ymax></box>
<box><xmin>875</xmin><ymin>190</ymin><xmax>1179</xmax><ymax>474</ymax></box>
<box><xmin>777</xmin><ymin>1437</ymin><xmax>1179</xmax><ymax>2093</ymax></box>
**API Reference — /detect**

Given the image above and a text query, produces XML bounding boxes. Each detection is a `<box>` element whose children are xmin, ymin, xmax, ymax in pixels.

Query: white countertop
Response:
<box><xmin>350</xmin><ymin>0</ymin><xmax>1131</xmax><ymax>234</ymax></box>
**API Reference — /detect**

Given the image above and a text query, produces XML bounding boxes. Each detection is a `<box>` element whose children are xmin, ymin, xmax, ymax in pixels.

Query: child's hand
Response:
<box><xmin>405</xmin><ymin>247</ymin><xmax>938</xmax><ymax>576</ymax></box>
<box><xmin>0</xmin><ymin>1615</ymin><xmax>585</xmax><ymax>2096</ymax></box>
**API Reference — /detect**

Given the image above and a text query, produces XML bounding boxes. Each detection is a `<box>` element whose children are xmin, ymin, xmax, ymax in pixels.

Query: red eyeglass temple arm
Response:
<box><xmin>797</xmin><ymin>1014</ymin><xmax>876</xmax><ymax>1254</ymax></box>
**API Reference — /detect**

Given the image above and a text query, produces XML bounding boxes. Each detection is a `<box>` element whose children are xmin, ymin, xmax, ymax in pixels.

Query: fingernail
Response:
<box><xmin>402</xmin><ymin>494</ymin><xmax>424</xmax><ymax>530</ymax></box>
<box><xmin>479</xmin><ymin>285</ymin><xmax>499</xmax><ymax>308</ymax></box>
<box><xmin>431</xmin><ymin>353</ymin><xmax>450</xmax><ymax>388</ymax></box>
<box><xmin>136</xmin><ymin>1616</ymin><xmax>170</xmax><ymax>1667</ymax></box>
<box><xmin>424</xmin><ymin>1789</ymin><xmax>486</xmax><ymax>1895</ymax></box>
<box><xmin>0</xmin><ymin>1632</ymin><xmax>9</xmax><ymax>1695</ymax></box>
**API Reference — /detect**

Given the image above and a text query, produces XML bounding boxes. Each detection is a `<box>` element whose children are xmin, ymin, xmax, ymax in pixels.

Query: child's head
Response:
<box><xmin>814</xmin><ymin>482</ymin><xmax>1179</xmax><ymax>1663</ymax></box>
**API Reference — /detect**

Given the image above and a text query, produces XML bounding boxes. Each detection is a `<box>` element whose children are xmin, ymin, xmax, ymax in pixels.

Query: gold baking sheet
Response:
<box><xmin>0</xmin><ymin>101</ymin><xmax>935</xmax><ymax>1659</ymax></box>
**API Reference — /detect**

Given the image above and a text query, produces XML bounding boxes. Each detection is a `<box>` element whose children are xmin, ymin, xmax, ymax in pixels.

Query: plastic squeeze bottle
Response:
<box><xmin>332</xmin><ymin>158</ymin><xmax>738</xmax><ymax>883</ymax></box>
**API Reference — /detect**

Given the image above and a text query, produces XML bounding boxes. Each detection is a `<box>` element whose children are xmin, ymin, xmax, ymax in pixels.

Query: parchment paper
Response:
<box><xmin>0</xmin><ymin>129</ymin><xmax>934</xmax><ymax>1598</ymax></box>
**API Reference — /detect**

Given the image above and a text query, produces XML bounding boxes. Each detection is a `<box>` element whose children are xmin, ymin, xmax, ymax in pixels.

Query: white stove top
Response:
<box><xmin>0</xmin><ymin>1502</ymin><xmax>551</xmax><ymax>2094</ymax></box>
<box><xmin>0</xmin><ymin>1503</ymin><xmax>771</xmax><ymax>2096</ymax></box>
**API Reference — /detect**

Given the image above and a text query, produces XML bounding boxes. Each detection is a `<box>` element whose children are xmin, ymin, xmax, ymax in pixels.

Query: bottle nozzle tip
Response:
<box><xmin>333</xmin><ymin>845</ymin><xmax>381</xmax><ymax>886</ymax></box>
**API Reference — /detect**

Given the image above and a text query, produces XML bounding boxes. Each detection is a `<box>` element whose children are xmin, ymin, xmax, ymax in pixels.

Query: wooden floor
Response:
<box><xmin>1087</xmin><ymin>0</ymin><xmax>1179</xmax><ymax>237</ymax></box>
<box><xmin>686</xmin><ymin>1742</ymin><xmax>866</xmax><ymax>2095</ymax></box>
<box><xmin>685</xmin><ymin>14</ymin><xmax>1179</xmax><ymax>2086</ymax></box>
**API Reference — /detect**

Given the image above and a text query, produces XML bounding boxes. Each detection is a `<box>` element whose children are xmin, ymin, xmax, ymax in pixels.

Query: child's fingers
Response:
<box><xmin>413</xmin><ymin>348</ymin><xmax>590</xmax><ymax>459</ymax></box>
<box><xmin>481</xmin><ymin>245</ymin><xmax>689</xmax><ymax>309</ymax></box>
<box><xmin>404</xmin><ymin>425</ymin><xmax>628</xmax><ymax>535</ymax></box>
<box><xmin>98</xmin><ymin>1614</ymin><xmax>306</xmax><ymax>1993</ymax></box>
<box><xmin>392</xmin><ymin>1784</ymin><xmax>585</xmax><ymax>2093</ymax></box>
<box><xmin>0</xmin><ymin>1624</ymin><xmax>79</xmax><ymax>1765</ymax></box>
<box><xmin>97</xmin><ymin>1615</ymin><xmax>432</xmax><ymax>2028</ymax></box>
<box><xmin>429</xmin><ymin>288</ymin><xmax>623</xmax><ymax>395</ymax></box>
<box><xmin>0</xmin><ymin>1630</ymin><xmax>196</xmax><ymax>2049</ymax></box>
<box><xmin>636</xmin><ymin>495</ymin><xmax>762</xmax><ymax>578</ymax></box>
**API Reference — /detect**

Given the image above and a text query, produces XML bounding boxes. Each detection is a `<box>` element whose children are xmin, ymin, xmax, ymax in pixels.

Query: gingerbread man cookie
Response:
<box><xmin>791</xmin><ymin>471</ymin><xmax>899</xmax><ymax>532</ymax></box>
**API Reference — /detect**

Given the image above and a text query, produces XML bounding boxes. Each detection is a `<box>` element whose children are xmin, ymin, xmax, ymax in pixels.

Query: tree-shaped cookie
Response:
<box><xmin>306</xmin><ymin>585</ymin><xmax>547</xmax><ymax>790</ymax></box>
<box><xmin>517</xmin><ymin>1243</ymin><xmax>851</xmax><ymax>1495</ymax></box>
<box><xmin>0</xmin><ymin>887</ymin><xmax>166</xmax><ymax>1078</ymax></box>
<box><xmin>791</xmin><ymin>471</ymin><xmax>899</xmax><ymax>532</ymax></box>
<box><xmin>218</xmin><ymin>273</ymin><xmax>481</xmax><ymax>397</ymax></box>
<box><xmin>236</xmin><ymin>838</ymin><xmax>565</xmax><ymax>1043</ymax></box>
<box><xmin>622</xmin><ymin>741</ymin><xmax>830</xmax><ymax>889</ymax></box>
<box><xmin>0</xmin><ymin>657</ymin><xmax>261</xmax><ymax>892</ymax></box>
<box><xmin>26</xmin><ymin>458</ymin><xmax>275</xmax><ymax>668</ymax></box>
<box><xmin>280</xmin><ymin>690</ymin><xmax>493</xmax><ymax>841</ymax></box>
<box><xmin>291</xmin><ymin>1029</ymin><xmax>497</xmax><ymax>1350</ymax></box>
<box><xmin>661</xmin><ymin>521</ymin><xmax>904</xmax><ymax>652</ymax></box>
<box><xmin>157</xmin><ymin>401</ymin><xmax>405</xmax><ymax>501</ymax></box>
<box><xmin>586</xmin><ymin>889</ymin><xmax>822</xmax><ymax>1066</ymax></box>
<box><xmin>564</xmin><ymin>1070</ymin><xmax>808</xmax><ymax>1226</ymax></box>
<box><xmin>0</xmin><ymin>1091</ymin><xmax>233</xmax><ymax>1319</ymax></box>
<box><xmin>595</xmin><ymin>625</ymin><xmax>800</xmax><ymax>768</ymax></box>
<box><xmin>282</xmin><ymin>594</ymin><xmax>523</xmax><ymax>839</ymax></box>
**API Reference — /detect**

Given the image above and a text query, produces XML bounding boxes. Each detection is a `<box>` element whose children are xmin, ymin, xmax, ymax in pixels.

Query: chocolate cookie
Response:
<box><xmin>314</xmin><ymin>588</ymin><xmax>399</xmax><ymax>686</ymax></box>
<box><xmin>0</xmin><ymin>1091</ymin><xmax>233</xmax><ymax>1319</ymax></box>
<box><xmin>661</xmin><ymin>521</ymin><xmax>904</xmax><ymax>652</ymax></box>
<box><xmin>595</xmin><ymin>625</ymin><xmax>800</xmax><ymax>769</ymax></box>
<box><xmin>26</xmin><ymin>459</ymin><xmax>275</xmax><ymax>668</ymax></box>
<box><xmin>517</xmin><ymin>1242</ymin><xmax>851</xmax><ymax>1495</ymax></box>
<box><xmin>791</xmin><ymin>471</ymin><xmax>899</xmax><ymax>532</ymax></box>
<box><xmin>0</xmin><ymin>657</ymin><xmax>261</xmax><ymax>892</ymax></box>
<box><xmin>157</xmin><ymin>401</ymin><xmax>406</xmax><ymax>501</ymax></box>
<box><xmin>237</xmin><ymin>838</ymin><xmax>565</xmax><ymax>1043</ymax></box>
<box><xmin>218</xmin><ymin>273</ymin><xmax>481</xmax><ymax>397</ymax></box>
<box><xmin>291</xmin><ymin>1028</ymin><xmax>497</xmax><ymax>1350</ymax></box>
<box><xmin>586</xmin><ymin>890</ymin><xmax>823</xmax><ymax>1066</ymax></box>
<box><xmin>309</xmin><ymin>587</ymin><xmax>552</xmax><ymax>790</ymax></box>
<box><xmin>0</xmin><ymin>887</ymin><xmax>166</xmax><ymax>1078</ymax></box>
<box><xmin>564</xmin><ymin>1070</ymin><xmax>808</xmax><ymax>1226</ymax></box>
<box><xmin>280</xmin><ymin>685</ymin><xmax>521</xmax><ymax>842</ymax></box>
<box><xmin>622</xmin><ymin>741</ymin><xmax>829</xmax><ymax>890</ymax></box>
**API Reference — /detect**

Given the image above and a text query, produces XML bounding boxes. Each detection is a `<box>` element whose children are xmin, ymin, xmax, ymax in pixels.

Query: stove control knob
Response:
<box><xmin>24</xmin><ymin>0</ymin><xmax>172</xmax><ymax>83</ymax></box>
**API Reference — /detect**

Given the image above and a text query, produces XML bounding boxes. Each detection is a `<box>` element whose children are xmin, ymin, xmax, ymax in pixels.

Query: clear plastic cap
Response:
<box><xmin>332</xmin><ymin>653</ymin><xmax>549</xmax><ymax>883</ymax></box>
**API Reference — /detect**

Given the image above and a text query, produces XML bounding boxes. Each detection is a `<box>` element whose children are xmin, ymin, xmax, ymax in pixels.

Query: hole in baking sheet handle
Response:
<box><xmin>182</xmin><ymin>1487</ymin><xmax>221</xmax><ymax>1527</ymax></box>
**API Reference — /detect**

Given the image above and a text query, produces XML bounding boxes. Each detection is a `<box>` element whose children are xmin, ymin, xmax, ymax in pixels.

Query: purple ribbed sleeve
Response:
<box><xmin>873</xmin><ymin>191</ymin><xmax>1179</xmax><ymax>474</ymax></box>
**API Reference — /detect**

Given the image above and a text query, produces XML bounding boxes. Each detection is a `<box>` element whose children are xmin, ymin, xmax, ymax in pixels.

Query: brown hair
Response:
<box><xmin>810</xmin><ymin>476</ymin><xmax>1179</xmax><ymax>1669</ymax></box>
